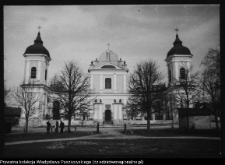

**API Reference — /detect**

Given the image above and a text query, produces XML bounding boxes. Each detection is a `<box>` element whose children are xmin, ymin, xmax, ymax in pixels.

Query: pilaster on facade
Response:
<box><xmin>25</xmin><ymin>61</ymin><xmax>30</xmax><ymax>84</ymax></box>
<box><xmin>112</xmin><ymin>102</ymin><xmax>123</xmax><ymax>120</ymax></box>
<box><xmin>37</xmin><ymin>61</ymin><xmax>42</xmax><ymax>82</ymax></box>
<box><xmin>93</xmin><ymin>104</ymin><xmax>98</xmax><ymax>120</ymax></box>
<box><xmin>93</xmin><ymin>103</ymin><xmax>103</xmax><ymax>120</ymax></box>
<box><xmin>123</xmin><ymin>74</ymin><xmax>127</xmax><ymax>92</ymax></box>
<box><xmin>100</xmin><ymin>104</ymin><xmax>103</xmax><ymax>120</ymax></box>
<box><xmin>175</xmin><ymin>61</ymin><xmax>178</xmax><ymax>80</ymax></box>
<box><xmin>24</xmin><ymin>61</ymin><xmax>27</xmax><ymax>83</ymax></box>
<box><xmin>90</xmin><ymin>74</ymin><xmax>93</xmax><ymax>90</ymax></box>
<box><xmin>114</xmin><ymin>73</ymin><xmax>117</xmax><ymax>93</ymax></box>
<box><xmin>100</xmin><ymin>74</ymin><xmax>103</xmax><ymax>93</ymax></box>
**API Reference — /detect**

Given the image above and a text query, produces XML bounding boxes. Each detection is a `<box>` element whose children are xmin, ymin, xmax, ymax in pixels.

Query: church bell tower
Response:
<box><xmin>22</xmin><ymin>28</ymin><xmax>51</xmax><ymax>126</ymax></box>
<box><xmin>165</xmin><ymin>29</ymin><xmax>193</xmax><ymax>85</ymax></box>
<box><xmin>23</xmin><ymin>30</ymin><xmax>51</xmax><ymax>85</ymax></box>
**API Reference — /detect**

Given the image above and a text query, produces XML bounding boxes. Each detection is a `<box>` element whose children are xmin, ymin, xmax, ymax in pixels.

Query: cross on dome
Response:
<box><xmin>175</xmin><ymin>28</ymin><xmax>179</xmax><ymax>35</ymax></box>
<box><xmin>106</xmin><ymin>43</ymin><xmax>111</xmax><ymax>61</ymax></box>
<box><xmin>38</xmin><ymin>26</ymin><xmax>42</xmax><ymax>32</ymax></box>
<box><xmin>107</xmin><ymin>43</ymin><xmax>110</xmax><ymax>50</ymax></box>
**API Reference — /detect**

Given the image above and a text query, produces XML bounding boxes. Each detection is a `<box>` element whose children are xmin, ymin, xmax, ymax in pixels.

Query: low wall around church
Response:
<box><xmin>123</xmin><ymin>120</ymin><xmax>175</xmax><ymax>125</ymax></box>
<box><xmin>179</xmin><ymin>116</ymin><xmax>211</xmax><ymax>130</ymax></box>
<box><xmin>113</xmin><ymin>119</ymin><xmax>124</xmax><ymax>125</ymax></box>
<box><xmin>19</xmin><ymin>118</ymin><xmax>43</xmax><ymax>128</ymax></box>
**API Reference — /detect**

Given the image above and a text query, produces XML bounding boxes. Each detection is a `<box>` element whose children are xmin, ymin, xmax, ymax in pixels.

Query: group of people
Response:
<box><xmin>46</xmin><ymin>120</ymin><xmax>65</xmax><ymax>134</ymax></box>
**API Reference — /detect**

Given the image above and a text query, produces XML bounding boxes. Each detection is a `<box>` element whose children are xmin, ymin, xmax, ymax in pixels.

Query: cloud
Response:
<box><xmin>4</xmin><ymin>5</ymin><xmax>220</xmax><ymax>89</ymax></box>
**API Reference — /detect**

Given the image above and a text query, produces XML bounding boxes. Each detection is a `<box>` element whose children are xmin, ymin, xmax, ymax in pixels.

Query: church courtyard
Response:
<box><xmin>4</xmin><ymin>125</ymin><xmax>220</xmax><ymax>157</ymax></box>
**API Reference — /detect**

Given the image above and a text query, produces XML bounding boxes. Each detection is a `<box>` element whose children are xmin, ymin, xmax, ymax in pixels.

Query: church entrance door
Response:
<box><xmin>105</xmin><ymin>110</ymin><xmax>111</xmax><ymax>122</ymax></box>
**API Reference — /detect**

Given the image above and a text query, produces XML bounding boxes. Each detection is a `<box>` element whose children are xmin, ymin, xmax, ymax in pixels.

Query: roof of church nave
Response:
<box><xmin>98</xmin><ymin>50</ymin><xmax>119</xmax><ymax>63</ymax></box>
<box><xmin>24</xmin><ymin>32</ymin><xmax>50</xmax><ymax>58</ymax></box>
<box><xmin>89</xmin><ymin>48</ymin><xmax>128</xmax><ymax>71</ymax></box>
<box><xmin>167</xmin><ymin>34</ymin><xmax>192</xmax><ymax>58</ymax></box>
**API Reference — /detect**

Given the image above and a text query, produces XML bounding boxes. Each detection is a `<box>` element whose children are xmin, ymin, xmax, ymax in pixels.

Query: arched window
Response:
<box><xmin>180</xmin><ymin>68</ymin><xmax>186</xmax><ymax>79</ymax></box>
<box><xmin>101</xmin><ymin>65</ymin><xmax>116</xmax><ymax>69</ymax></box>
<box><xmin>31</xmin><ymin>67</ymin><xmax>36</xmax><ymax>78</ymax></box>
<box><xmin>45</xmin><ymin>69</ymin><xmax>47</xmax><ymax>80</ymax></box>
<box><xmin>105</xmin><ymin>78</ymin><xmax>111</xmax><ymax>89</ymax></box>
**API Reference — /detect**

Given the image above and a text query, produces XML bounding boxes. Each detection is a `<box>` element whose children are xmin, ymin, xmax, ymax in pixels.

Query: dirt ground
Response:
<box><xmin>4</xmin><ymin>124</ymin><xmax>221</xmax><ymax>158</ymax></box>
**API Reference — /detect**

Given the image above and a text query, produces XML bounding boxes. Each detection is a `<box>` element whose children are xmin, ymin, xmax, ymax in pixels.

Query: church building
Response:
<box><xmin>19</xmin><ymin>29</ymin><xmax>193</xmax><ymax>127</ymax></box>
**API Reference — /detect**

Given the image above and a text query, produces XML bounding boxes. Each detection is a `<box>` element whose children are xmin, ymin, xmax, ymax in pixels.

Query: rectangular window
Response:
<box><xmin>105</xmin><ymin>78</ymin><xmax>111</xmax><ymax>89</ymax></box>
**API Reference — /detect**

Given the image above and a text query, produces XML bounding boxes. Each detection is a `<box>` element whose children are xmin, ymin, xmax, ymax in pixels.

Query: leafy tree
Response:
<box><xmin>11</xmin><ymin>82</ymin><xmax>40</xmax><ymax>133</ymax></box>
<box><xmin>49</xmin><ymin>61</ymin><xmax>93</xmax><ymax>132</ymax></box>
<box><xmin>127</xmin><ymin>60</ymin><xmax>164</xmax><ymax>131</ymax></box>
<box><xmin>173</xmin><ymin>66</ymin><xmax>201</xmax><ymax>130</ymax></box>
<box><xmin>200</xmin><ymin>48</ymin><xmax>220</xmax><ymax>129</ymax></box>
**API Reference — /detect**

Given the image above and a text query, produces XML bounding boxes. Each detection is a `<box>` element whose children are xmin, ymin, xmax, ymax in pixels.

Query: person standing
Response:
<box><xmin>46</xmin><ymin>121</ymin><xmax>51</xmax><ymax>134</ymax></box>
<box><xmin>60</xmin><ymin>120</ymin><xmax>65</xmax><ymax>133</ymax></box>
<box><xmin>55</xmin><ymin>121</ymin><xmax>59</xmax><ymax>133</ymax></box>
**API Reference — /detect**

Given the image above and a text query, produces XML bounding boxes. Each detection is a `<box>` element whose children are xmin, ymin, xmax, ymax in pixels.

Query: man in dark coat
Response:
<box><xmin>55</xmin><ymin>121</ymin><xmax>59</xmax><ymax>133</ymax></box>
<box><xmin>60</xmin><ymin>120</ymin><xmax>65</xmax><ymax>133</ymax></box>
<box><xmin>46</xmin><ymin>121</ymin><xmax>51</xmax><ymax>134</ymax></box>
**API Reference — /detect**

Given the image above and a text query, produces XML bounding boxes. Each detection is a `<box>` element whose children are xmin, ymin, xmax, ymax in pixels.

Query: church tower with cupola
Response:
<box><xmin>23</xmin><ymin>31</ymin><xmax>51</xmax><ymax>85</ymax></box>
<box><xmin>21</xmin><ymin>29</ymin><xmax>51</xmax><ymax>126</ymax></box>
<box><xmin>165</xmin><ymin>29</ymin><xmax>193</xmax><ymax>86</ymax></box>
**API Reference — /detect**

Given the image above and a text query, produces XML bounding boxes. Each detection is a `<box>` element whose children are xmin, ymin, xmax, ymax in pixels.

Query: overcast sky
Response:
<box><xmin>4</xmin><ymin>5</ymin><xmax>220</xmax><ymax>89</ymax></box>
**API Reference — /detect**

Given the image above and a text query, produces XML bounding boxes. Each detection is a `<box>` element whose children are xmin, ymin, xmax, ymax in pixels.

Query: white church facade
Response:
<box><xmin>88</xmin><ymin>49</ymin><xmax>129</xmax><ymax>125</ymax></box>
<box><xmin>19</xmin><ymin>30</ymin><xmax>193</xmax><ymax>127</ymax></box>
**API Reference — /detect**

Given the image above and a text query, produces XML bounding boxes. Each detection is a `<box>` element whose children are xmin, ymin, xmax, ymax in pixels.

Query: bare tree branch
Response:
<box><xmin>49</xmin><ymin>60</ymin><xmax>95</xmax><ymax>132</ymax></box>
<box><xmin>200</xmin><ymin>48</ymin><xmax>220</xmax><ymax>129</ymax></box>
<box><xmin>11</xmin><ymin>82</ymin><xmax>41</xmax><ymax>133</ymax></box>
<box><xmin>126</xmin><ymin>60</ymin><xmax>165</xmax><ymax>131</ymax></box>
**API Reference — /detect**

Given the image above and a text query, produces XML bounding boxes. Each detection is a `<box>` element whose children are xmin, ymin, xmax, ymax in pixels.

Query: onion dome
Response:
<box><xmin>167</xmin><ymin>34</ymin><xmax>192</xmax><ymax>58</ymax></box>
<box><xmin>24</xmin><ymin>32</ymin><xmax>50</xmax><ymax>58</ymax></box>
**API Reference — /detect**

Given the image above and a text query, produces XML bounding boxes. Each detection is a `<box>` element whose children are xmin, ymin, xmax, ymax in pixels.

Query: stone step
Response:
<box><xmin>103</xmin><ymin>121</ymin><xmax>113</xmax><ymax>125</ymax></box>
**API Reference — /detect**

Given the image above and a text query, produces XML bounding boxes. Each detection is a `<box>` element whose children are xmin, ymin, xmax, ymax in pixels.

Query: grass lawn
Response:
<box><xmin>4</xmin><ymin>139</ymin><xmax>221</xmax><ymax>157</ymax></box>
<box><xmin>5</xmin><ymin>128</ymin><xmax>220</xmax><ymax>143</ymax></box>
<box><xmin>4</xmin><ymin>131</ymin><xmax>96</xmax><ymax>143</ymax></box>
<box><xmin>123</xmin><ymin>128</ymin><xmax>221</xmax><ymax>137</ymax></box>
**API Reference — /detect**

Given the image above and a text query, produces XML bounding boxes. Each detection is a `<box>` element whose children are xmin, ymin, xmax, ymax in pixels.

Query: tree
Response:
<box><xmin>200</xmin><ymin>48</ymin><xmax>220</xmax><ymax>129</ymax></box>
<box><xmin>11</xmin><ymin>82</ymin><xmax>40</xmax><ymax>133</ymax></box>
<box><xmin>127</xmin><ymin>60</ymin><xmax>164</xmax><ymax>131</ymax></box>
<box><xmin>126</xmin><ymin>96</ymin><xmax>141</xmax><ymax>120</ymax></box>
<box><xmin>173</xmin><ymin>66</ymin><xmax>201</xmax><ymax>130</ymax></box>
<box><xmin>166</xmin><ymin>91</ymin><xmax>178</xmax><ymax>130</ymax></box>
<box><xmin>151</xmin><ymin>90</ymin><xmax>170</xmax><ymax>119</ymax></box>
<box><xmin>4</xmin><ymin>80</ymin><xmax>10</xmax><ymax>107</ymax></box>
<box><xmin>49</xmin><ymin>61</ymin><xmax>93</xmax><ymax>132</ymax></box>
<box><xmin>4</xmin><ymin>56</ymin><xmax>10</xmax><ymax>107</ymax></box>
